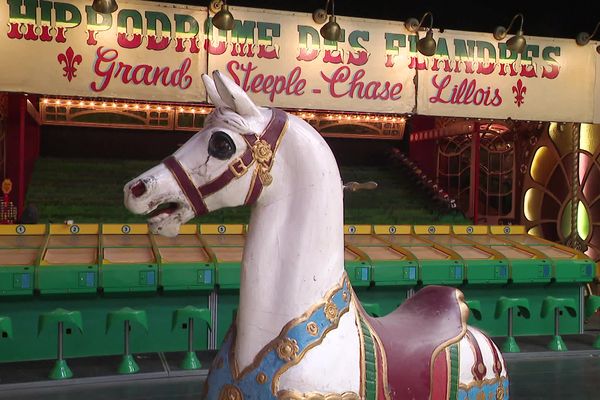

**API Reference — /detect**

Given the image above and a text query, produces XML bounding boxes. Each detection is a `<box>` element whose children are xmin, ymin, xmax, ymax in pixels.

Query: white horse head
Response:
<box><xmin>124</xmin><ymin>70</ymin><xmax>290</xmax><ymax>237</ymax></box>
<box><xmin>123</xmin><ymin>71</ymin><xmax>509</xmax><ymax>400</ymax></box>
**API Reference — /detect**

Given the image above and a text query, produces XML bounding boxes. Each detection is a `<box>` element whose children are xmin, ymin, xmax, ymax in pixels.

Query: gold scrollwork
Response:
<box><xmin>306</xmin><ymin>322</ymin><xmax>319</xmax><ymax>336</ymax></box>
<box><xmin>277</xmin><ymin>390</ymin><xmax>360</xmax><ymax>400</ymax></box>
<box><xmin>325</xmin><ymin>302</ymin><xmax>339</xmax><ymax>322</ymax></box>
<box><xmin>219</xmin><ymin>384</ymin><xmax>243</xmax><ymax>400</ymax></box>
<box><xmin>276</xmin><ymin>338</ymin><xmax>300</xmax><ymax>361</ymax></box>
<box><xmin>496</xmin><ymin>385</ymin><xmax>505</xmax><ymax>400</ymax></box>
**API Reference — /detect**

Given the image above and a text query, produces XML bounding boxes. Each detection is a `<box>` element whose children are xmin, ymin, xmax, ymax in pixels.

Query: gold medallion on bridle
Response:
<box><xmin>252</xmin><ymin>140</ymin><xmax>273</xmax><ymax>164</ymax></box>
<box><xmin>252</xmin><ymin>140</ymin><xmax>274</xmax><ymax>186</ymax></box>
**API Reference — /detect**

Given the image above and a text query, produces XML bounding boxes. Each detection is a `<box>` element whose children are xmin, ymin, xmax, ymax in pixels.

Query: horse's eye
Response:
<box><xmin>208</xmin><ymin>131</ymin><xmax>236</xmax><ymax>160</ymax></box>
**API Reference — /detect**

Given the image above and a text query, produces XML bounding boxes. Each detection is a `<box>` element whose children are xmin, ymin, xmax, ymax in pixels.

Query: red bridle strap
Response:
<box><xmin>163</xmin><ymin>108</ymin><xmax>288</xmax><ymax>217</ymax></box>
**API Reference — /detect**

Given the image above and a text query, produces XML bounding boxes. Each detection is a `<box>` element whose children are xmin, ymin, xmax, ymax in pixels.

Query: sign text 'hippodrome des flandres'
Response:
<box><xmin>1</xmin><ymin>0</ymin><xmax>598</xmax><ymax>119</ymax></box>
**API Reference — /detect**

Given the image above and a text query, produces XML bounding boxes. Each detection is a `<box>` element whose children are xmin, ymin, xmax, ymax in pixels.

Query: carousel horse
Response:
<box><xmin>124</xmin><ymin>71</ymin><xmax>509</xmax><ymax>400</ymax></box>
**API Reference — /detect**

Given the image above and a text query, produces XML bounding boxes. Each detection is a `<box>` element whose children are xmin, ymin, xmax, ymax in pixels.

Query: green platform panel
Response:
<box><xmin>466</xmin><ymin>231</ymin><xmax>554</xmax><ymax>284</ymax></box>
<box><xmin>552</xmin><ymin>259</ymin><xmax>594</xmax><ymax>283</ymax></box>
<box><xmin>423</xmin><ymin>233</ymin><xmax>509</xmax><ymax>285</ymax></box>
<box><xmin>516</xmin><ymin>239</ymin><xmax>596</xmax><ymax>283</ymax></box>
<box><xmin>36</xmin><ymin>225</ymin><xmax>101</xmax><ymax>294</ymax></box>
<box><xmin>463</xmin><ymin>260</ymin><xmax>508</xmax><ymax>284</ymax></box>
<box><xmin>370</xmin><ymin>260</ymin><xmax>418</xmax><ymax>287</ymax></box>
<box><xmin>0</xmin><ymin>294</ymin><xmax>210</xmax><ymax>362</ymax></box>
<box><xmin>0</xmin><ymin>226</ymin><xmax>44</xmax><ymax>296</ymax></box>
<box><xmin>418</xmin><ymin>260</ymin><xmax>464</xmax><ymax>285</ymax></box>
<box><xmin>101</xmin><ymin>233</ymin><xmax>158</xmax><ymax>293</ymax></box>
<box><xmin>345</xmin><ymin>231</ymin><xmax>419</xmax><ymax>288</ymax></box>
<box><xmin>154</xmin><ymin>233</ymin><xmax>215</xmax><ymax>292</ymax></box>
<box><xmin>343</xmin><ymin>226</ymin><xmax>375</xmax><ymax>288</ymax></box>
<box><xmin>0</xmin><ymin>265</ymin><xmax>34</xmax><ymax>296</ymax></box>
<box><xmin>377</xmin><ymin>229</ymin><xmax>464</xmax><ymax>286</ymax></box>
<box><xmin>345</xmin><ymin>259</ymin><xmax>371</xmax><ymax>287</ymax></box>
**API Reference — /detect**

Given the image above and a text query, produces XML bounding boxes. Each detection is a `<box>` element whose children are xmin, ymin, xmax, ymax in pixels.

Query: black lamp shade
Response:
<box><xmin>92</xmin><ymin>0</ymin><xmax>118</xmax><ymax>14</ymax></box>
<box><xmin>213</xmin><ymin>4</ymin><xmax>235</xmax><ymax>31</ymax></box>
<box><xmin>320</xmin><ymin>16</ymin><xmax>342</xmax><ymax>42</ymax></box>
<box><xmin>417</xmin><ymin>30</ymin><xmax>436</xmax><ymax>56</ymax></box>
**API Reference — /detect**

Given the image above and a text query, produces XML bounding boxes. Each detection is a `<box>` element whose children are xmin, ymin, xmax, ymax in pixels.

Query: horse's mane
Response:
<box><xmin>204</xmin><ymin>107</ymin><xmax>254</xmax><ymax>134</ymax></box>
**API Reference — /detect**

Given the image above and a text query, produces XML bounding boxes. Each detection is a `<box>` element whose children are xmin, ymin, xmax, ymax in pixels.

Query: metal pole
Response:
<box><xmin>124</xmin><ymin>320</ymin><xmax>130</xmax><ymax>355</ymax></box>
<box><xmin>188</xmin><ymin>318</ymin><xmax>194</xmax><ymax>352</ymax></box>
<box><xmin>17</xmin><ymin>96</ymin><xmax>26</xmax><ymax>218</ymax></box>
<box><xmin>57</xmin><ymin>322</ymin><xmax>64</xmax><ymax>361</ymax></box>
<box><xmin>470</xmin><ymin>123</ymin><xmax>481</xmax><ymax>224</ymax></box>
<box><xmin>507</xmin><ymin>308</ymin><xmax>513</xmax><ymax>337</ymax></box>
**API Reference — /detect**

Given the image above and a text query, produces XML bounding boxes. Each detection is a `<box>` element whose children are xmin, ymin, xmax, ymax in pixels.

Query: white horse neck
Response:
<box><xmin>234</xmin><ymin>116</ymin><xmax>348</xmax><ymax>370</ymax></box>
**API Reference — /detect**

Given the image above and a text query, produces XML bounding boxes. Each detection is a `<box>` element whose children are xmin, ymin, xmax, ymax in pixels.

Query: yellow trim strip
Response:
<box><xmin>373</xmin><ymin>225</ymin><xmax>411</xmax><ymax>235</ymax></box>
<box><xmin>101</xmin><ymin>224</ymin><xmax>148</xmax><ymax>234</ymax></box>
<box><xmin>50</xmin><ymin>224</ymin><xmax>99</xmax><ymax>235</ymax></box>
<box><xmin>413</xmin><ymin>225</ymin><xmax>451</xmax><ymax>235</ymax></box>
<box><xmin>344</xmin><ymin>225</ymin><xmax>372</xmax><ymax>235</ymax></box>
<box><xmin>0</xmin><ymin>224</ymin><xmax>46</xmax><ymax>235</ymax></box>
<box><xmin>452</xmin><ymin>225</ymin><xmax>487</xmax><ymax>235</ymax></box>
<box><xmin>200</xmin><ymin>224</ymin><xmax>245</xmax><ymax>235</ymax></box>
<box><xmin>489</xmin><ymin>225</ymin><xmax>526</xmax><ymax>234</ymax></box>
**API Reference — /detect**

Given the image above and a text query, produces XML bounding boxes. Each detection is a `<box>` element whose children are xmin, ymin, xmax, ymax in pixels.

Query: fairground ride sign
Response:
<box><xmin>0</xmin><ymin>0</ymin><xmax>598</xmax><ymax>121</ymax></box>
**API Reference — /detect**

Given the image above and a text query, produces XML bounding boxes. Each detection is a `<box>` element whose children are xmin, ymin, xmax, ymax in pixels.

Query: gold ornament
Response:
<box><xmin>496</xmin><ymin>385</ymin><xmax>505</xmax><ymax>400</ymax></box>
<box><xmin>256</xmin><ymin>372</ymin><xmax>268</xmax><ymax>384</ymax></box>
<box><xmin>325</xmin><ymin>302</ymin><xmax>338</xmax><ymax>322</ymax></box>
<box><xmin>276</xmin><ymin>337</ymin><xmax>300</xmax><ymax>361</ymax></box>
<box><xmin>277</xmin><ymin>390</ymin><xmax>360</xmax><ymax>400</ymax></box>
<box><xmin>252</xmin><ymin>139</ymin><xmax>274</xmax><ymax>186</ymax></box>
<box><xmin>306</xmin><ymin>322</ymin><xmax>319</xmax><ymax>336</ymax></box>
<box><xmin>258</xmin><ymin>168</ymin><xmax>273</xmax><ymax>186</ymax></box>
<box><xmin>219</xmin><ymin>384</ymin><xmax>243</xmax><ymax>400</ymax></box>
<box><xmin>252</xmin><ymin>139</ymin><xmax>273</xmax><ymax>164</ymax></box>
<box><xmin>342</xmin><ymin>291</ymin><xmax>348</xmax><ymax>302</ymax></box>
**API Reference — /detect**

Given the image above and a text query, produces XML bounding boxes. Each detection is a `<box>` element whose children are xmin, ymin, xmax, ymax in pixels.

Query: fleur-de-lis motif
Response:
<box><xmin>57</xmin><ymin>47</ymin><xmax>82</xmax><ymax>82</ymax></box>
<box><xmin>512</xmin><ymin>79</ymin><xmax>527</xmax><ymax>107</ymax></box>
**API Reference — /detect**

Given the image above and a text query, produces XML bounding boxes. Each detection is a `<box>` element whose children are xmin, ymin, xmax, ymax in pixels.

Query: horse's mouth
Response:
<box><xmin>146</xmin><ymin>202</ymin><xmax>180</xmax><ymax>222</ymax></box>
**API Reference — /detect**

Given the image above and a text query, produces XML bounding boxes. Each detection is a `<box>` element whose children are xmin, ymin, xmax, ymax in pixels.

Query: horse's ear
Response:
<box><xmin>202</xmin><ymin>74</ymin><xmax>227</xmax><ymax>108</ymax></box>
<box><xmin>212</xmin><ymin>70</ymin><xmax>262</xmax><ymax>119</ymax></box>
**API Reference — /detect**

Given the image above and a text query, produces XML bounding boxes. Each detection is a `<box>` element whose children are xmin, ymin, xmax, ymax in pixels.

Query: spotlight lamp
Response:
<box><xmin>576</xmin><ymin>22</ymin><xmax>600</xmax><ymax>54</ymax></box>
<box><xmin>91</xmin><ymin>0</ymin><xmax>118</xmax><ymax>13</ymax></box>
<box><xmin>493</xmin><ymin>13</ymin><xmax>526</xmax><ymax>54</ymax></box>
<box><xmin>404</xmin><ymin>11</ymin><xmax>436</xmax><ymax>57</ymax></box>
<box><xmin>312</xmin><ymin>0</ymin><xmax>343</xmax><ymax>42</ymax></box>
<box><xmin>210</xmin><ymin>0</ymin><xmax>235</xmax><ymax>31</ymax></box>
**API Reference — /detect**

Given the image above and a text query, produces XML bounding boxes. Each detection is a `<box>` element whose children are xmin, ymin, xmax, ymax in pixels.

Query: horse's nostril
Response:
<box><xmin>131</xmin><ymin>180</ymin><xmax>147</xmax><ymax>198</ymax></box>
